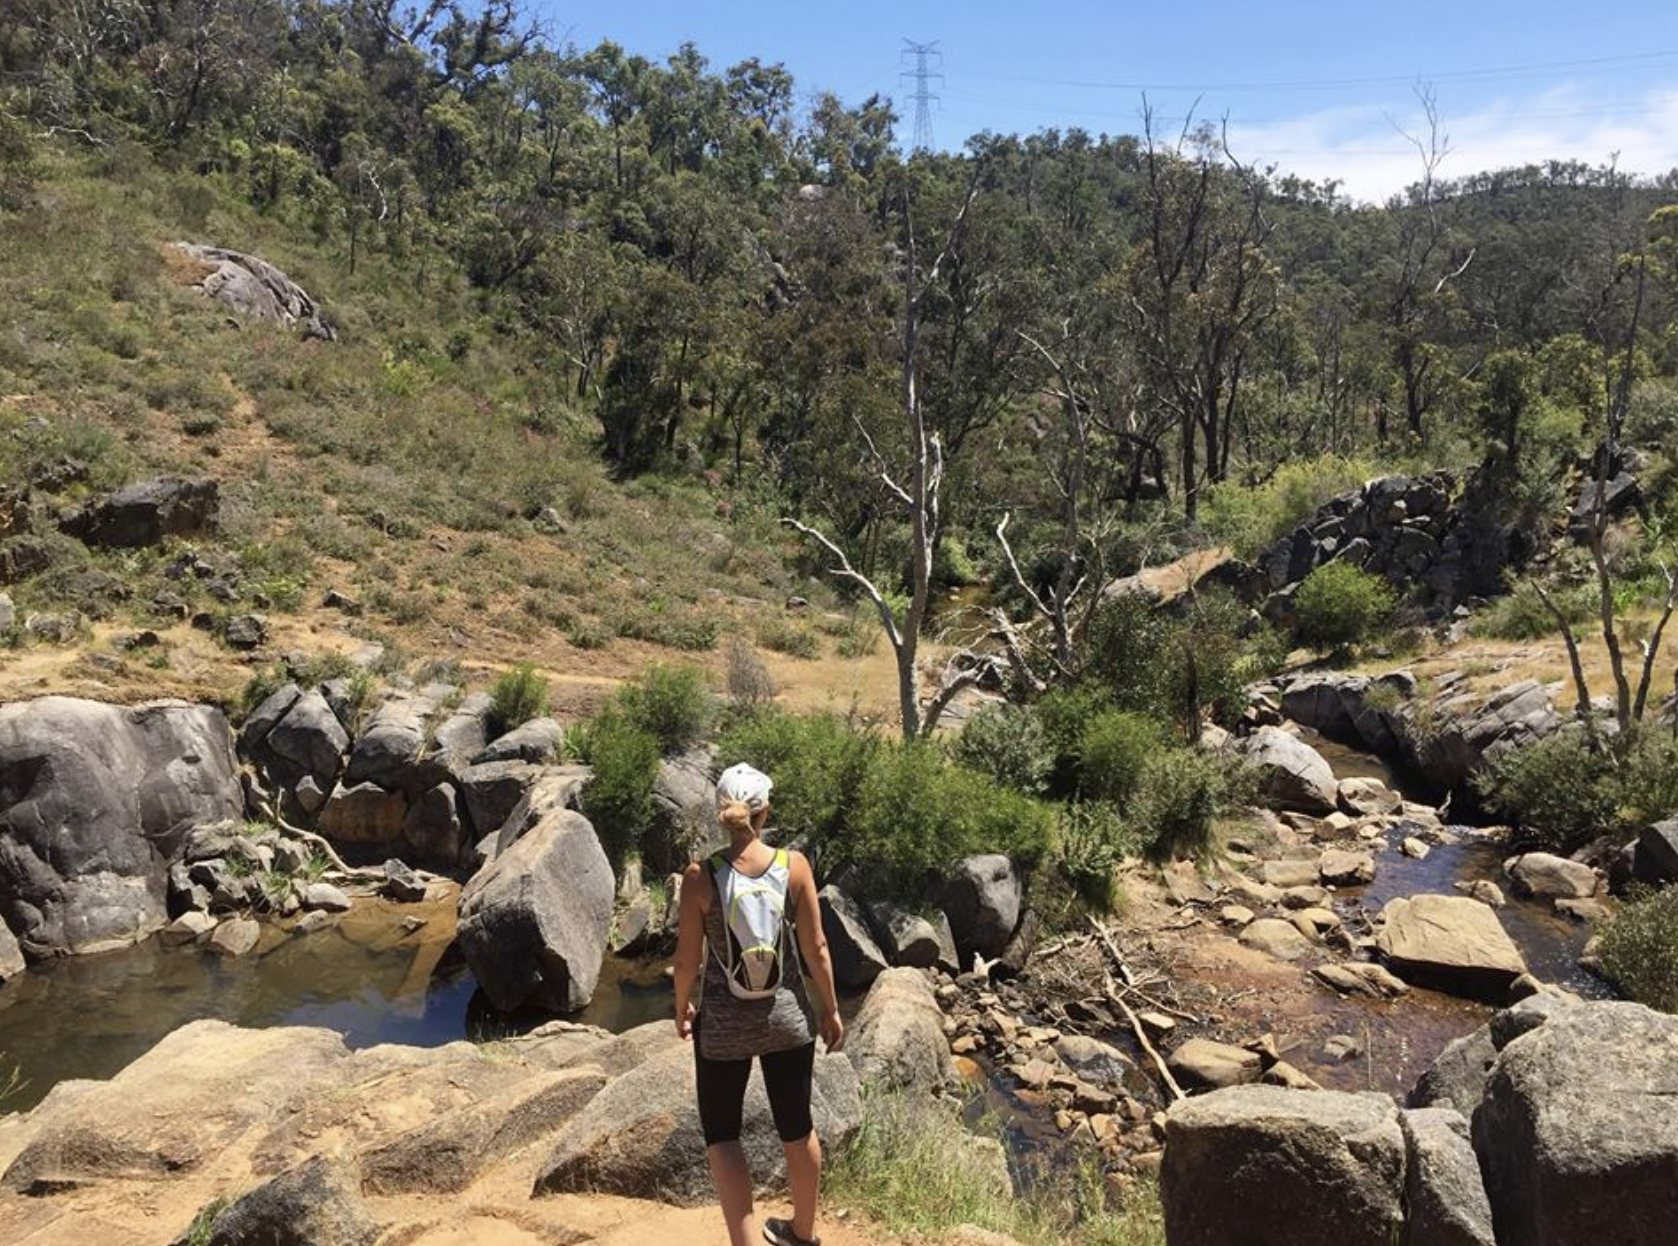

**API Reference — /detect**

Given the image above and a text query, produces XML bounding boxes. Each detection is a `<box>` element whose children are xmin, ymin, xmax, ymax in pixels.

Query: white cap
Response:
<box><xmin>716</xmin><ymin>762</ymin><xmax>773</xmax><ymax>811</ymax></box>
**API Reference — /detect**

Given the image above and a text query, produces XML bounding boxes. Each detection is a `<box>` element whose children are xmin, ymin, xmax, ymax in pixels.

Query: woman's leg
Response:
<box><xmin>762</xmin><ymin>1042</ymin><xmax>820</xmax><ymax>1240</ymax></box>
<box><xmin>696</xmin><ymin>1039</ymin><xmax>757</xmax><ymax>1246</ymax></box>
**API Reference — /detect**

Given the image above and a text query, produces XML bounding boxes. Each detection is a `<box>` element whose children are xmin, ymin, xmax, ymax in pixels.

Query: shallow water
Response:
<box><xmin>0</xmin><ymin>896</ymin><xmax>674</xmax><ymax>1112</ymax></box>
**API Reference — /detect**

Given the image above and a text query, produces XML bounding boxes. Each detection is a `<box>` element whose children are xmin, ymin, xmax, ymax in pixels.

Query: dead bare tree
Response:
<box><xmin>783</xmin><ymin>176</ymin><xmax>982</xmax><ymax>741</ymax></box>
<box><xmin>1532</xmin><ymin>227</ymin><xmax>1677</xmax><ymax>750</ymax></box>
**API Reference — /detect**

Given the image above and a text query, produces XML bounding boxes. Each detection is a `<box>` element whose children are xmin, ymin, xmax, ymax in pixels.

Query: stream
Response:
<box><xmin>0</xmin><ymin>729</ymin><xmax>1616</xmax><ymax>1136</ymax></box>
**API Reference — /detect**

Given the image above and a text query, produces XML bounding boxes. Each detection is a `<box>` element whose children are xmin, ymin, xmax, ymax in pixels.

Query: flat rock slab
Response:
<box><xmin>1167</xmin><ymin>1038</ymin><xmax>1262</xmax><ymax>1090</ymax></box>
<box><xmin>1375</xmin><ymin>894</ymin><xmax>1526</xmax><ymax>1001</ymax></box>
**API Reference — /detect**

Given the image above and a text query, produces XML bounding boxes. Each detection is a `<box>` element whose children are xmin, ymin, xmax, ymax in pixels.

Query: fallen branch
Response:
<box><xmin>1105</xmin><ymin>971</ymin><xmax>1185</xmax><ymax>1102</ymax></box>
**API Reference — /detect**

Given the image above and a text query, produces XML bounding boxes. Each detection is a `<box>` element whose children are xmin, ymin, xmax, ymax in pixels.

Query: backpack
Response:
<box><xmin>708</xmin><ymin>848</ymin><xmax>793</xmax><ymax>1000</ymax></box>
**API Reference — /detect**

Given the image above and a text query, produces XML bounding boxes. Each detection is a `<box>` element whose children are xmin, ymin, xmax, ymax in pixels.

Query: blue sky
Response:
<box><xmin>540</xmin><ymin>0</ymin><xmax>1678</xmax><ymax>201</ymax></box>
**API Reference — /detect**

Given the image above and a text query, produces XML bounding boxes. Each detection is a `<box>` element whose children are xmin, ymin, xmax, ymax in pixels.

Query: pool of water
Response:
<box><xmin>0</xmin><ymin>895</ymin><xmax>675</xmax><ymax>1112</ymax></box>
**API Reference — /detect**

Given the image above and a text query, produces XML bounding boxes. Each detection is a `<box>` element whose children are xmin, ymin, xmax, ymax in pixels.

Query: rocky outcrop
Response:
<box><xmin>1277</xmin><ymin>671</ymin><xmax>1560</xmax><ymax>802</ymax></box>
<box><xmin>1400</xmin><ymin>1108</ymin><xmax>1497</xmax><ymax>1246</ymax></box>
<box><xmin>532</xmin><ymin>1032</ymin><xmax>862</xmax><ymax>1206</ymax></box>
<box><xmin>0</xmin><ymin>697</ymin><xmax>243</xmax><ymax>959</ymax></box>
<box><xmin>172</xmin><ymin>243</ymin><xmax>337</xmax><ymax>340</ymax></box>
<box><xmin>457</xmin><ymin>791</ymin><xmax>614</xmax><ymax>1013</ymax></box>
<box><xmin>59</xmin><ymin>477</ymin><xmax>219</xmax><ymax>548</ymax></box>
<box><xmin>1252</xmin><ymin>472</ymin><xmax>1526</xmax><ymax>621</ymax></box>
<box><xmin>938</xmin><ymin>854</ymin><xmax>1023</xmax><ymax>962</ymax></box>
<box><xmin>1472</xmin><ymin>1001</ymin><xmax>1678</xmax><ymax>1246</ymax></box>
<box><xmin>844</xmin><ymin>968</ymin><xmax>955</xmax><ymax>1094</ymax></box>
<box><xmin>1375</xmin><ymin>895</ymin><xmax>1527</xmax><ymax>1001</ymax></box>
<box><xmin>1239</xmin><ymin>728</ymin><xmax>1338</xmax><ymax>815</ymax></box>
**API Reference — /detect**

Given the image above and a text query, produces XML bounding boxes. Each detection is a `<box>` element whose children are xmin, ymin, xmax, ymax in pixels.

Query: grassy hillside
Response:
<box><xmin>0</xmin><ymin>148</ymin><xmax>899</xmax><ymax>717</ymax></box>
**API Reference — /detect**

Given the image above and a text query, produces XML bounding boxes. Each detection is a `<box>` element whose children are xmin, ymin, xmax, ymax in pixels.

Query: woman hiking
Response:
<box><xmin>673</xmin><ymin>762</ymin><xmax>844</xmax><ymax>1246</ymax></box>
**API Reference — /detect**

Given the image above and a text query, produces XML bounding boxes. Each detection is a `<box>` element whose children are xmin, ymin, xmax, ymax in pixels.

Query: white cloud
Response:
<box><xmin>1226</xmin><ymin>84</ymin><xmax>1678</xmax><ymax>203</ymax></box>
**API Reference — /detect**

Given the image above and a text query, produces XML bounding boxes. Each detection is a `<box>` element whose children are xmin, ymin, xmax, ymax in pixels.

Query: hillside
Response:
<box><xmin>0</xmin><ymin>149</ymin><xmax>930</xmax><ymax>720</ymax></box>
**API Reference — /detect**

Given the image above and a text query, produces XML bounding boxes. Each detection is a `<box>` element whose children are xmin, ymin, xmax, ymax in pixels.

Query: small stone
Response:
<box><xmin>382</xmin><ymin>859</ymin><xmax>426</xmax><ymax>903</ymax></box>
<box><xmin>209</xmin><ymin>916</ymin><xmax>261</xmax><ymax>956</ymax></box>
<box><xmin>295</xmin><ymin>909</ymin><xmax>335</xmax><ymax>935</ymax></box>
<box><xmin>161</xmin><ymin>911</ymin><xmax>217</xmax><ymax>946</ymax></box>
<box><xmin>1323</xmin><ymin>1034</ymin><xmax>1363</xmax><ymax>1062</ymax></box>
<box><xmin>301</xmin><ymin>882</ymin><xmax>353</xmax><ymax>913</ymax></box>
<box><xmin>1456</xmin><ymin>879</ymin><xmax>1507</xmax><ymax>908</ymax></box>
<box><xmin>225</xmin><ymin>612</ymin><xmax>269</xmax><ymax>649</ymax></box>
<box><xmin>1220</xmin><ymin>904</ymin><xmax>1256</xmax><ymax>927</ymax></box>
<box><xmin>1402</xmin><ymin>837</ymin><xmax>1431</xmax><ymax>860</ymax></box>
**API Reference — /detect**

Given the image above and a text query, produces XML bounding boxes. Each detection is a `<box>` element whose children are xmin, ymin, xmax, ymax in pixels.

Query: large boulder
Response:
<box><xmin>474</xmin><ymin>716</ymin><xmax>565</xmax><ymax>766</ymax></box>
<box><xmin>343</xmin><ymin>692</ymin><xmax>434</xmax><ymax>791</ymax></box>
<box><xmin>866</xmin><ymin>899</ymin><xmax>959</xmax><ymax>974</ymax></box>
<box><xmin>0</xmin><ymin>914</ymin><xmax>25</xmax><ymax>982</ymax></box>
<box><xmin>819</xmin><ymin>885</ymin><xmax>888</xmax><ymax>989</ymax></box>
<box><xmin>1505</xmin><ymin>852</ymin><xmax>1597</xmax><ymax>900</ymax></box>
<box><xmin>1375</xmin><ymin>895</ymin><xmax>1527</xmax><ymax>1001</ymax></box>
<box><xmin>1162</xmin><ymin>1085</ymin><xmax>1407</xmax><ymax>1246</ymax></box>
<box><xmin>1636</xmin><ymin>819</ymin><xmax>1678</xmax><ymax>884</ymax></box>
<box><xmin>1400</xmin><ymin>1107</ymin><xmax>1497</xmax><ymax>1246</ymax></box>
<box><xmin>250</xmin><ymin>688</ymin><xmax>349</xmax><ymax>806</ymax></box>
<box><xmin>457</xmin><ymin>796</ymin><xmax>614</xmax><ymax>1013</ymax></box>
<box><xmin>59</xmin><ymin>477</ymin><xmax>218</xmax><ymax>548</ymax></box>
<box><xmin>0</xmin><ymin>697</ymin><xmax>243</xmax><ymax>958</ymax></box>
<box><xmin>645</xmin><ymin>746</ymin><xmax>719</xmax><ymax>874</ymax></box>
<box><xmin>531</xmin><ymin>1034</ymin><xmax>862</xmax><ymax>1206</ymax></box>
<box><xmin>172</xmin><ymin>243</ymin><xmax>336</xmax><ymax>340</ymax></box>
<box><xmin>1408</xmin><ymin>1027</ymin><xmax>1498</xmax><ymax>1119</ymax></box>
<box><xmin>937</xmin><ymin>854</ymin><xmax>1022</xmax><ymax>962</ymax></box>
<box><xmin>1240</xmin><ymin>727</ymin><xmax>1338</xmax><ymax>815</ymax></box>
<box><xmin>844</xmin><ymin>968</ymin><xmax>954</xmax><ymax>1094</ymax></box>
<box><xmin>1472</xmin><ymin>1001</ymin><xmax>1678</xmax><ymax>1246</ymax></box>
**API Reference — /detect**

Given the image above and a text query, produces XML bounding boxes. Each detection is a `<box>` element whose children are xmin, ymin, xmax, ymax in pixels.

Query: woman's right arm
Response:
<box><xmin>672</xmin><ymin>861</ymin><xmax>706</xmax><ymax>1039</ymax></box>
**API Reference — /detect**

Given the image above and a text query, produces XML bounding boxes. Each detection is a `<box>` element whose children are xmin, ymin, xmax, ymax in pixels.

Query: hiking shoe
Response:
<box><xmin>763</xmin><ymin>1217</ymin><xmax>820</xmax><ymax>1246</ymax></box>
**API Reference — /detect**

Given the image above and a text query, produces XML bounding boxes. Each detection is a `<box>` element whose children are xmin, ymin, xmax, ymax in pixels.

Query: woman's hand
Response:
<box><xmin>820</xmin><ymin>1006</ymin><xmax>844</xmax><ymax>1053</ymax></box>
<box><xmin>677</xmin><ymin>1000</ymin><xmax>696</xmax><ymax>1041</ymax></box>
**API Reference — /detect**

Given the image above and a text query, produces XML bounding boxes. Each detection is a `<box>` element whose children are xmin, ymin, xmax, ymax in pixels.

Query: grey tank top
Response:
<box><xmin>697</xmin><ymin>849</ymin><xmax>816</xmax><ymax>1061</ymax></box>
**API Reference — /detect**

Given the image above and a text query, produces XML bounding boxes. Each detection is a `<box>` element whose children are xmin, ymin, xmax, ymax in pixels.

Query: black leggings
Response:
<box><xmin>694</xmin><ymin>1030</ymin><xmax>817</xmax><ymax>1147</ymax></box>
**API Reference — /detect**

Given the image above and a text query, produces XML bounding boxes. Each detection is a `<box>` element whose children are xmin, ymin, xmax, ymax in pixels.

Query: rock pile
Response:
<box><xmin>172</xmin><ymin>243</ymin><xmax>337</xmax><ymax>340</ymax></box>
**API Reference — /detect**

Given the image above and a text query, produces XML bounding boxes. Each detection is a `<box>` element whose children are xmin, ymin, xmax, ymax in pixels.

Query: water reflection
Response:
<box><xmin>0</xmin><ymin>897</ymin><xmax>675</xmax><ymax>1112</ymax></box>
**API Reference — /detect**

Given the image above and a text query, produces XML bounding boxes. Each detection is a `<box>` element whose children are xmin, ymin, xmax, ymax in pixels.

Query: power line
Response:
<box><xmin>900</xmin><ymin>39</ymin><xmax>943</xmax><ymax>152</ymax></box>
<box><xmin>962</xmin><ymin>48</ymin><xmax>1678</xmax><ymax>95</ymax></box>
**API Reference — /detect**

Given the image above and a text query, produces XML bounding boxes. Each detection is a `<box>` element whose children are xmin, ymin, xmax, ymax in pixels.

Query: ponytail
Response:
<box><xmin>718</xmin><ymin>799</ymin><xmax>754</xmax><ymax>837</ymax></box>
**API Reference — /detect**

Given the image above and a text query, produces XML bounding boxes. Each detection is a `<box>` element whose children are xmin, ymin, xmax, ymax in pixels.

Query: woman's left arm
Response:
<box><xmin>790</xmin><ymin>851</ymin><xmax>843</xmax><ymax>1052</ymax></box>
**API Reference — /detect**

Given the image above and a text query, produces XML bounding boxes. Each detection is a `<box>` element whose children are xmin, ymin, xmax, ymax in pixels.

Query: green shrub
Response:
<box><xmin>488</xmin><ymin>663</ymin><xmax>549</xmax><ymax>736</ymax></box>
<box><xmin>1200</xmin><ymin>455</ymin><xmax>1376</xmax><ymax>559</ymax></box>
<box><xmin>718</xmin><ymin>709</ymin><xmax>878</xmax><ymax>847</ymax></box>
<box><xmin>952</xmin><ymin>702</ymin><xmax>1053</xmax><ymax>796</ymax></box>
<box><xmin>1597</xmin><ymin>887</ymin><xmax>1678</xmax><ymax>1014</ymax></box>
<box><xmin>1077</xmin><ymin>711</ymin><xmax>1162</xmax><ymax>807</ymax></box>
<box><xmin>577</xmin><ymin>710</ymin><xmax>663</xmax><ymax>868</ymax></box>
<box><xmin>839</xmin><ymin>746</ymin><xmax>1054</xmax><ymax>898</ymax></box>
<box><xmin>1292</xmin><ymin>562</ymin><xmax>1398</xmax><ymax>652</ymax></box>
<box><xmin>614</xmin><ymin>662</ymin><xmax>716</xmax><ymax>752</ymax></box>
<box><xmin>757</xmin><ymin>616</ymin><xmax>820</xmax><ymax>659</ymax></box>
<box><xmin>1470</xmin><ymin>579</ymin><xmax>1595</xmax><ymax>641</ymax></box>
<box><xmin>1617</xmin><ymin>733</ymin><xmax>1678</xmax><ymax>828</ymax></box>
<box><xmin>1133</xmin><ymin>748</ymin><xmax>1230</xmax><ymax>860</ymax></box>
<box><xmin>1056</xmin><ymin>801</ymin><xmax>1139</xmax><ymax>910</ymax></box>
<box><xmin>1081</xmin><ymin>594</ymin><xmax>1174</xmax><ymax>713</ymax></box>
<box><xmin>1473</xmin><ymin>732</ymin><xmax>1620</xmax><ymax>852</ymax></box>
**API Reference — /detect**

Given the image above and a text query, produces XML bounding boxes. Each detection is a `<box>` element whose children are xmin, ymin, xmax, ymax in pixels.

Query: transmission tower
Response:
<box><xmin>899</xmin><ymin>39</ymin><xmax>943</xmax><ymax>153</ymax></box>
